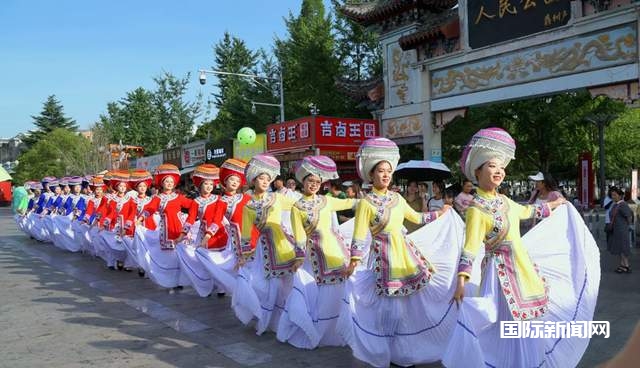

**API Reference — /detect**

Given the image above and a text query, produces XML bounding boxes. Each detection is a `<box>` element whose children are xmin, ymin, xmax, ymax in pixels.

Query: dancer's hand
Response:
<box><xmin>548</xmin><ymin>197</ymin><xmax>567</xmax><ymax>210</ymax></box>
<box><xmin>234</xmin><ymin>257</ymin><xmax>246</xmax><ymax>271</ymax></box>
<box><xmin>344</xmin><ymin>259</ymin><xmax>359</xmax><ymax>277</ymax></box>
<box><xmin>438</xmin><ymin>204</ymin><xmax>452</xmax><ymax>218</ymax></box>
<box><xmin>292</xmin><ymin>259</ymin><xmax>304</xmax><ymax>272</ymax></box>
<box><xmin>200</xmin><ymin>237</ymin><xmax>209</xmax><ymax>248</ymax></box>
<box><xmin>174</xmin><ymin>234</ymin><xmax>184</xmax><ymax>245</ymax></box>
<box><xmin>453</xmin><ymin>276</ymin><xmax>465</xmax><ymax>307</ymax></box>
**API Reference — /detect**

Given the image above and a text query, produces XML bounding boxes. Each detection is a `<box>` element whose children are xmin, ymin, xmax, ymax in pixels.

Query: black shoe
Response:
<box><xmin>217</xmin><ymin>292</ymin><xmax>226</xmax><ymax>298</ymax></box>
<box><xmin>116</xmin><ymin>261</ymin><xmax>124</xmax><ymax>271</ymax></box>
<box><xmin>137</xmin><ymin>269</ymin><xmax>145</xmax><ymax>278</ymax></box>
<box><xmin>174</xmin><ymin>285</ymin><xmax>184</xmax><ymax>290</ymax></box>
<box><xmin>108</xmin><ymin>266</ymin><xmax>116</xmax><ymax>270</ymax></box>
<box><xmin>124</xmin><ymin>267</ymin><xmax>133</xmax><ymax>272</ymax></box>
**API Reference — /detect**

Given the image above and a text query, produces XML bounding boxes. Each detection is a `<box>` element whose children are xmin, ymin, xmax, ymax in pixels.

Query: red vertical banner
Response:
<box><xmin>578</xmin><ymin>152</ymin><xmax>594</xmax><ymax>209</ymax></box>
<box><xmin>632</xmin><ymin>169</ymin><xmax>638</xmax><ymax>202</ymax></box>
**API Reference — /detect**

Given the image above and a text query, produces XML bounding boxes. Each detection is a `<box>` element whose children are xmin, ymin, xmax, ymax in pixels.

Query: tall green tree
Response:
<box><xmin>601</xmin><ymin>105</ymin><xmax>640</xmax><ymax>179</ymax></box>
<box><xmin>275</xmin><ymin>0</ymin><xmax>354</xmax><ymax>118</ymax></box>
<box><xmin>153</xmin><ymin>72</ymin><xmax>202</xmax><ymax>148</ymax></box>
<box><xmin>23</xmin><ymin>95</ymin><xmax>78</xmax><ymax>148</ymax></box>
<box><xmin>332</xmin><ymin>0</ymin><xmax>382</xmax><ymax>82</ymax></box>
<box><xmin>14</xmin><ymin>128</ymin><xmax>97</xmax><ymax>183</ymax></box>
<box><xmin>98</xmin><ymin>72</ymin><xmax>202</xmax><ymax>154</ymax></box>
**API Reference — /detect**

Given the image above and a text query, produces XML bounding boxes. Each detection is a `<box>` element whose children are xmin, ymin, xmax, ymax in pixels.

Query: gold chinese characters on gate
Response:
<box><xmin>475</xmin><ymin>0</ymin><xmax>567</xmax><ymax>27</ymax></box>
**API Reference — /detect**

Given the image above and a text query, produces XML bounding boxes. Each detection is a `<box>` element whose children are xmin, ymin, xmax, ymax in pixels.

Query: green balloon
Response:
<box><xmin>237</xmin><ymin>127</ymin><xmax>256</xmax><ymax>145</ymax></box>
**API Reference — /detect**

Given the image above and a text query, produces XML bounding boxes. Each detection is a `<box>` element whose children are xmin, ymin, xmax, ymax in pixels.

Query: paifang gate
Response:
<box><xmin>340</xmin><ymin>0</ymin><xmax>639</xmax><ymax>163</ymax></box>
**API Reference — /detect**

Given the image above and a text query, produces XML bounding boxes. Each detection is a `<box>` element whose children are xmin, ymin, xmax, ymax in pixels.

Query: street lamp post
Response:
<box><xmin>586</xmin><ymin>113</ymin><xmax>617</xmax><ymax>204</ymax></box>
<box><xmin>198</xmin><ymin>67</ymin><xmax>285</xmax><ymax>122</ymax></box>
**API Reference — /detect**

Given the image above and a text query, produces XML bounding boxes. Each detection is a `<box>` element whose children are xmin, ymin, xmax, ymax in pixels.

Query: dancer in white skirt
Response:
<box><xmin>176</xmin><ymin>163</ymin><xmax>228</xmax><ymax>297</ymax></box>
<box><xmin>134</xmin><ymin>163</ymin><xmax>193</xmax><ymax>289</ymax></box>
<box><xmin>276</xmin><ymin>155</ymin><xmax>356</xmax><ymax>349</ymax></box>
<box><xmin>97</xmin><ymin>170</ymin><xmax>134</xmax><ymax>270</ymax></box>
<box><xmin>231</xmin><ymin>153</ymin><xmax>302</xmax><ymax>335</ymax></box>
<box><xmin>23</xmin><ymin>182</ymin><xmax>41</xmax><ymax>236</ymax></box>
<box><xmin>52</xmin><ymin>176</ymin><xmax>86</xmax><ymax>252</ymax></box>
<box><xmin>336</xmin><ymin>137</ymin><xmax>456</xmax><ymax>368</ymax></box>
<box><xmin>125</xmin><ymin>169</ymin><xmax>155</xmax><ymax>277</ymax></box>
<box><xmin>78</xmin><ymin>177</ymin><xmax>108</xmax><ymax>256</ymax></box>
<box><xmin>29</xmin><ymin>177</ymin><xmax>56</xmax><ymax>241</ymax></box>
<box><xmin>196</xmin><ymin>158</ymin><xmax>254</xmax><ymax>297</ymax></box>
<box><xmin>443</xmin><ymin>127</ymin><xmax>600</xmax><ymax>368</ymax></box>
<box><xmin>40</xmin><ymin>178</ymin><xmax>63</xmax><ymax>243</ymax></box>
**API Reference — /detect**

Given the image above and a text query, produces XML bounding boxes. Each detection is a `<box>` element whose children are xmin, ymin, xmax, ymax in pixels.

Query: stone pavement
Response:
<box><xmin>0</xmin><ymin>207</ymin><xmax>638</xmax><ymax>367</ymax></box>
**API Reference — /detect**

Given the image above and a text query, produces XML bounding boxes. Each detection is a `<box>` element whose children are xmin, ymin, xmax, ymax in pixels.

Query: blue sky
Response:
<box><xmin>0</xmin><ymin>0</ymin><xmax>319</xmax><ymax>138</ymax></box>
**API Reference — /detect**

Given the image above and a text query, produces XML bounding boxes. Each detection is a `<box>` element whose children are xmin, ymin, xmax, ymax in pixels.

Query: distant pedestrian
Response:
<box><xmin>607</xmin><ymin>187</ymin><xmax>633</xmax><ymax>273</ymax></box>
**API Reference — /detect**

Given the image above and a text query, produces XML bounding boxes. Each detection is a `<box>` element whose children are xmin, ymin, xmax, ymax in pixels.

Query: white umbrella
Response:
<box><xmin>394</xmin><ymin>160</ymin><xmax>451</xmax><ymax>181</ymax></box>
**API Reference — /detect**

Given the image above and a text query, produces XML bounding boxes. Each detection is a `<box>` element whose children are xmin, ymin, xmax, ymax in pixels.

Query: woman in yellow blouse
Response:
<box><xmin>231</xmin><ymin>153</ymin><xmax>302</xmax><ymax>336</ymax></box>
<box><xmin>444</xmin><ymin>128</ymin><xmax>599</xmax><ymax>368</ymax></box>
<box><xmin>276</xmin><ymin>155</ymin><xmax>357</xmax><ymax>349</ymax></box>
<box><xmin>337</xmin><ymin>137</ymin><xmax>458</xmax><ymax>368</ymax></box>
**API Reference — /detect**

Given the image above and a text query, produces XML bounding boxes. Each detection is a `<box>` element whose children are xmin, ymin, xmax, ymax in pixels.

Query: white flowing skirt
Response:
<box><xmin>442</xmin><ymin>205</ymin><xmax>601</xmax><ymax>368</ymax></box>
<box><xmin>276</xmin><ymin>263</ymin><xmax>346</xmax><ymax>349</ymax></box>
<box><xmin>336</xmin><ymin>211</ymin><xmax>465</xmax><ymax>368</ymax></box>
<box><xmin>195</xmin><ymin>243</ymin><xmax>238</xmax><ymax>296</ymax></box>
<box><xmin>133</xmin><ymin>226</ymin><xmax>191</xmax><ymax>289</ymax></box>
<box><xmin>51</xmin><ymin>215</ymin><xmax>80</xmax><ymax>252</ymax></box>
<box><xmin>231</xmin><ymin>234</ymin><xmax>293</xmax><ymax>336</ymax></box>
<box><xmin>175</xmin><ymin>220</ymin><xmax>216</xmax><ymax>297</ymax></box>
<box><xmin>15</xmin><ymin>214</ymin><xmax>29</xmax><ymax>234</ymax></box>
<box><xmin>28</xmin><ymin>213</ymin><xmax>49</xmax><ymax>242</ymax></box>
<box><xmin>40</xmin><ymin>214</ymin><xmax>57</xmax><ymax>243</ymax></box>
<box><xmin>97</xmin><ymin>230</ymin><xmax>134</xmax><ymax>268</ymax></box>
<box><xmin>71</xmin><ymin>221</ymin><xmax>91</xmax><ymax>254</ymax></box>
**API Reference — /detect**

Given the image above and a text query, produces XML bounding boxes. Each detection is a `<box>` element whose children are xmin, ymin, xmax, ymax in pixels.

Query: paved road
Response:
<box><xmin>0</xmin><ymin>207</ymin><xmax>637</xmax><ymax>367</ymax></box>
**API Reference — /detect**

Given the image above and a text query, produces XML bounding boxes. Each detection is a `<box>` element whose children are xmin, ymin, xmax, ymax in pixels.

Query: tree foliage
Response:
<box><xmin>97</xmin><ymin>72</ymin><xmax>202</xmax><ymax>154</ymax></box>
<box><xmin>442</xmin><ymin>91</ymin><xmax>628</xmax><ymax>180</ymax></box>
<box><xmin>275</xmin><ymin>0</ymin><xmax>357</xmax><ymax>118</ymax></box>
<box><xmin>332</xmin><ymin>0</ymin><xmax>382</xmax><ymax>82</ymax></box>
<box><xmin>13</xmin><ymin>128</ymin><xmax>99</xmax><ymax>183</ymax></box>
<box><xmin>23</xmin><ymin>95</ymin><xmax>78</xmax><ymax>148</ymax></box>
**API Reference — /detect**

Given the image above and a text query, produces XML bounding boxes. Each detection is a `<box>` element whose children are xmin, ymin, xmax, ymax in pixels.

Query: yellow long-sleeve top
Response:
<box><xmin>350</xmin><ymin>187</ymin><xmax>439</xmax><ymax>297</ymax></box>
<box><xmin>290</xmin><ymin>194</ymin><xmax>357</xmax><ymax>285</ymax></box>
<box><xmin>458</xmin><ymin>188</ymin><xmax>551</xmax><ymax>321</ymax></box>
<box><xmin>241</xmin><ymin>192</ymin><xmax>303</xmax><ymax>279</ymax></box>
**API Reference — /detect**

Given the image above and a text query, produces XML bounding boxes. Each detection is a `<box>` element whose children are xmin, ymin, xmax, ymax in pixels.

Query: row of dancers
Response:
<box><xmin>14</xmin><ymin>128</ymin><xmax>601</xmax><ymax>367</ymax></box>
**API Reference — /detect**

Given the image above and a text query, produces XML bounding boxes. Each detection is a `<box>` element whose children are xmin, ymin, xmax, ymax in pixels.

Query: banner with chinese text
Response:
<box><xmin>468</xmin><ymin>0</ymin><xmax>571</xmax><ymax>49</ymax></box>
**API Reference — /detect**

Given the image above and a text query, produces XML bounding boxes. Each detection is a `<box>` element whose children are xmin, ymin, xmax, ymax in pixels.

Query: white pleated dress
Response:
<box><xmin>442</xmin><ymin>204</ymin><xmax>600</xmax><ymax>368</ymax></box>
<box><xmin>336</xmin><ymin>190</ymin><xmax>465</xmax><ymax>368</ymax></box>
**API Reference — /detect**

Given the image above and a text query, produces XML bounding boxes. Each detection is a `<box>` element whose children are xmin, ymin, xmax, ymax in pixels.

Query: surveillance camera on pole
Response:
<box><xmin>199</xmin><ymin>71</ymin><xmax>207</xmax><ymax>85</ymax></box>
<box><xmin>251</xmin><ymin>103</ymin><xmax>256</xmax><ymax>114</ymax></box>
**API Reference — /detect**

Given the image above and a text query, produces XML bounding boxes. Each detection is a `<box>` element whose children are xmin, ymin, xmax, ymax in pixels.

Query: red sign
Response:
<box><xmin>577</xmin><ymin>152</ymin><xmax>594</xmax><ymax>209</ymax></box>
<box><xmin>314</xmin><ymin>116</ymin><xmax>378</xmax><ymax>147</ymax></box>
<box><xmin>266</xmin><ymin>117</ymin><xmax>313</xmax><ymax>152</ymax></box>
<box><xmin>266</xmin><ymin>115</ymin><xmax>379</xmax><ymax>153</ymax></box>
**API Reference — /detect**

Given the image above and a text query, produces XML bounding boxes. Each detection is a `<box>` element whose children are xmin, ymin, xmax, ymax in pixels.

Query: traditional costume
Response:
<box><xmin>176</xmin><ymin>164</ymin><xmax>228</xmax><ymax>297</ymax></box>
<box><xmin>122</xmin><ymin>169</ymin><xmax>154</xmax><ymax>271</ymax></box>
<box><xmin>195</xmin><ymin>159</ymin><xmax>256</xmax><ymax>296</ymax></box>
<box><xmin>96</xmin><ymin>171</ymin><xmax>134</xmax><ymax>269</ymax></box>
<box><xmin>133</xmin><ymin>164</ymin><xmax>193</xmax><ymax>288</ymax></box>
<box><xmin>232</xmin><ymin>153</ymin><xmax>302</xmax><ymax>335</ymax></box>
<box><xmin>76</xmin><ymin>177</ymin><xmax>108</xmax><ymax>256</ymax></box>
<box><xmin>337</xmin><ymin>137</ymin><xmax>462</xmax><ymax>367</ymax></box>
<box><xmin>442</xmin><ymin>128</ymin><xmax>600</xmax><ymax>368</ymax></box>
<box><xmin>52</xmin><ymin>176</ymin><xmax>86</xmax><ymax>252</ymax></box>
<box><xmin>277</xmin><ymin>155</ymin><xmax>356</xmax><ymax>349</ymax></box>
